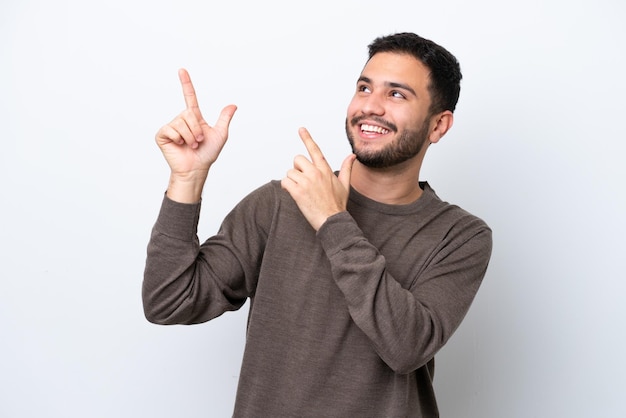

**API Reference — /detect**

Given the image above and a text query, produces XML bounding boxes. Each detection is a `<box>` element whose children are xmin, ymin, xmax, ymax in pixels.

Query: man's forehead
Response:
<box><xmin>360</xmin><ymin>52</ymin><xmax>430</xmax><ymax>89</ymax></box>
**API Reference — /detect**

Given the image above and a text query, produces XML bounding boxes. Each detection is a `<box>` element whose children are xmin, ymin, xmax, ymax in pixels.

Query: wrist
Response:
<box><xmin>166</xmin><ymin>170</ymin><xmax>209</xmax><ymax>203</ymax></box>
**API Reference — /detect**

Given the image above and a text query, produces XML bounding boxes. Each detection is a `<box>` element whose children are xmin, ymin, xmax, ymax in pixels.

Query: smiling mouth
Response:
<box><xmin>360</xmin><ymin>124</ymin><xmax>390</xmax><ymax>135</ymax></box>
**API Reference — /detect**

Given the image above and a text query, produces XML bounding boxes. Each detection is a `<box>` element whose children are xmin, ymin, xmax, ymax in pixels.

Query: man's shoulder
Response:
<box><xmin>422</xmin><ymin>182</ymin><xmax>491</xmax><ymax>233</ymax></box>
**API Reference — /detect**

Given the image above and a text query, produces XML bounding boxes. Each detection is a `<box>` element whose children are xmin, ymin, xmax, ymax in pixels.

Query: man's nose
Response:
<box><xmin>360</xmin><ymin>92</ymin><xmax>385</xmax><ymax>116</ymax></box>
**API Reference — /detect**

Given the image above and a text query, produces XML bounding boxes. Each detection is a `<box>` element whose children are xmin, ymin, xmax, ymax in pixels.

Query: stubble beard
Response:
<box><xmin>345</xmin><ymin>117</ymin><xmax>430</xmax><ymax>169</ymax></box>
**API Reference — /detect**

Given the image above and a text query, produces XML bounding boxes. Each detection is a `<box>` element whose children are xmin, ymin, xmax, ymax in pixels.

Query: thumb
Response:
<box><xmin>214</xmin><ymin>104</ymin><xmax>238</xmax><ymax>134</ymax></box>
<box><xmin>338</xmin><ymin>153</ymin><xmax>356</xmax><ymax>191</ymax></box>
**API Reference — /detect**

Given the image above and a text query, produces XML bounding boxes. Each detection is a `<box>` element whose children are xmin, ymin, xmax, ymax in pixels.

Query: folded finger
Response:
<box><xmin>293</xmin><ymin>154</ymin><xmax>313</xmax><ymax>172</ymax></box>
<box><xmin>170</xmin><ymin>117</ymin><xmax>198</xmax><ymax>147</ymax></box>
<box><xmin>156</xmin><ymin>124</ymin><xmax>184</xmax><ymax>145</ymax></box>
<box><xmin>180</xmin><ymin>109</ymin><xmax>204</xmax><ymax>142</ymax></box>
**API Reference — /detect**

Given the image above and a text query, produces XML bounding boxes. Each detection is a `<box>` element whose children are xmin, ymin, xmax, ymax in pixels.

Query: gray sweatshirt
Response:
<box><xmin>143</xmin><ymin>181</ymin><xmax>492</xmax><ymax>417</ymax></box>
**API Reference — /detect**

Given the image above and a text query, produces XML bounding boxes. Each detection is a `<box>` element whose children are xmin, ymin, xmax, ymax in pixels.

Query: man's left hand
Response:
<box><xmin>281</xmin><ymin>128</ymin><xmax>356</xmax><ymax>231</ymax></box>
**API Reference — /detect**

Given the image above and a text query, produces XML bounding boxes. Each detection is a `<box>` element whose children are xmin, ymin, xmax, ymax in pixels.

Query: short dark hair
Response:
<box><xmin>368</xmin><ymin>32</ymin><xmax>462</xmax><ymax>114</ymax></box>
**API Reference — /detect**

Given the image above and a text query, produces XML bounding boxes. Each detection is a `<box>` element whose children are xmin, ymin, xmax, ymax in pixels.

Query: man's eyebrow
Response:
<box><xmin>388</xmin><ymin>81</ymin><xmax>417</xmax><ymax>97</ymax></box>
<box><xmin>357</xmin><ymin>76</ymin><xmax>417</xmax><ymax>97</ymax></box>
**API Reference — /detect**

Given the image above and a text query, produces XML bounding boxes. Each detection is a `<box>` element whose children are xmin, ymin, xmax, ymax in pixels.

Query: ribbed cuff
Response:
<box><xmin>154</xmin><ymin>193</ymin><xmax>202</xmax><ymax>241</ymax></box>
<box><xmin>317</xmin><ymin>211</ymin><xmax>362</xmax><ymax>256</ymax></box>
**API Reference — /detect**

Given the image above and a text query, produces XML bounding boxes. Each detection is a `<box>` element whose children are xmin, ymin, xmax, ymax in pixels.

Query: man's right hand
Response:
<box><xmin>155</xmin><ymin>68</ymin><xmax>237</xmax><ymax>203</ymax></box>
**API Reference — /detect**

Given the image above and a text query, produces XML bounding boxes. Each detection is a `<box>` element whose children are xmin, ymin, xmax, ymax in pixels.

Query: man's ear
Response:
<box><xmin>428</xmin><ymin>111</ymin><xmax>454</xmax><ymax>144</ymax></box>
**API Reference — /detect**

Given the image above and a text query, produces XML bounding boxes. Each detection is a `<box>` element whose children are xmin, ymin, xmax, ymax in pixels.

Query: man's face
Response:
<box><xmin>345</xmin><ymin>52</ymin><xmax>434</xmax><ymax>169</ymax></box>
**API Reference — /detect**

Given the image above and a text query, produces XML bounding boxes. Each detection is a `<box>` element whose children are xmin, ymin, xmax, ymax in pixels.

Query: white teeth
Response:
<box><xmin>361</xmin><ymin>124</ymin><xmax>389</xmax><ymax>134</ymax></box>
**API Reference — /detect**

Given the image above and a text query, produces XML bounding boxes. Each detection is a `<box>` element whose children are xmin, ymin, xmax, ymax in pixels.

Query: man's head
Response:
<box><xmin>367</xmin><ymin>32</ymin><xmax>462</xmax><ymax>115</ymax></box>
<box><xmin>345</xmin><ymin>33</ymin><xmax>461</xmax><ymax>169</ymax></box>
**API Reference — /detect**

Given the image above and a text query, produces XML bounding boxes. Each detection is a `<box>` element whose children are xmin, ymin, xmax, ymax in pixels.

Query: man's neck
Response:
<box><xmin>350</xmin><ymin>159</ymin><xmax>424</xmax><ymax>205</ymax></box>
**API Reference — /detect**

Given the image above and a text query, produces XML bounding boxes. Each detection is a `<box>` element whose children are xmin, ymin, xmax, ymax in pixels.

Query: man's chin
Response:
<box><xmin>354</xmin><ymin>152</ymin><xmax>390</xmax><ymax>169</ymax></box>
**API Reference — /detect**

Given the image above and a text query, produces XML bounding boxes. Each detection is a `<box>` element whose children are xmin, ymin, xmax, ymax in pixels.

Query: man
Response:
<box><xmin>143</xmin><ymin>32</ymin><xmax>492</xmax><ymax>417</ymax></box>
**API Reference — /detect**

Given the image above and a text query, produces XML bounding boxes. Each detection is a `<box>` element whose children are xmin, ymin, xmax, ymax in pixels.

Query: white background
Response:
<box><xmin>1</xmin><ymin>0</ymin><xmax>625</xmax><ymax>417</ymax></box>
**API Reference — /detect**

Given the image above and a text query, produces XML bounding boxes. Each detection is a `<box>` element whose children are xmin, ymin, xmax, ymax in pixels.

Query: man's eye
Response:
<box><xmin>391</xmin><ymin>91</ymin><xmax>405</xmax><ymax>99</ymax></box>
<box><xmin>358</xmin><ymin>85</ymin><xmax>371</xmax><ymax>93</ymax></box>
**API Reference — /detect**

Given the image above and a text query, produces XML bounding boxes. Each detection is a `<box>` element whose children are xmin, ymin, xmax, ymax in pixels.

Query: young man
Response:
<box><xmin>143</xmin><ymin>32</ymin><xmax>492</xmax><ymax>417</ymax></box>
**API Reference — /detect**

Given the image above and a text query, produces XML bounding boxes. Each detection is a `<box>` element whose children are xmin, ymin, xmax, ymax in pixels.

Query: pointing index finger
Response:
<box><xmin>298</xmin><ymin>127</ymin><xmax>328</xmax><ymax>167</ymax></box>
<box><xmin>178</xmin><ymin>68</ymin><xmax>200</xmax><ymax>111</ymax></box>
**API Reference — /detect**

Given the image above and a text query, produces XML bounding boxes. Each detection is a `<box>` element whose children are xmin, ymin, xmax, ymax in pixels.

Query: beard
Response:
<box><xmin>345</xmin><ymin>116</ymin><xmax>430</xmax><ymax>169</ymax></box>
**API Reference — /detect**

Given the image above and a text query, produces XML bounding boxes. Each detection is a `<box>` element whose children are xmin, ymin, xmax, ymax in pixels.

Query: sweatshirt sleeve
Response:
<box><xmin>316</xmin><ymin>210</ymin><xmax>492</xmax><ymax>374</ymax></box>
<box><xmin>142</xmin><ymin>186</ymin><xmax>273</xmax><ymax>325</ymax></box>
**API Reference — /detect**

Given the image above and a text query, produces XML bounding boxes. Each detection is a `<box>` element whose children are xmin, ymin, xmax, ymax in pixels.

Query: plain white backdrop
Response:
<box><xmin>1</xmin><ymin>0</ymin><xmax>625</xmax><ymax>417</ymax></box>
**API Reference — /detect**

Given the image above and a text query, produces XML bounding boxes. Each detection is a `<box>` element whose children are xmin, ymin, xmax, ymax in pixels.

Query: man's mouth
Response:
<box><xmin>360</xmin><ymin>124</ymin><xmax>390</xmax><ymax>135</ymax></box>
